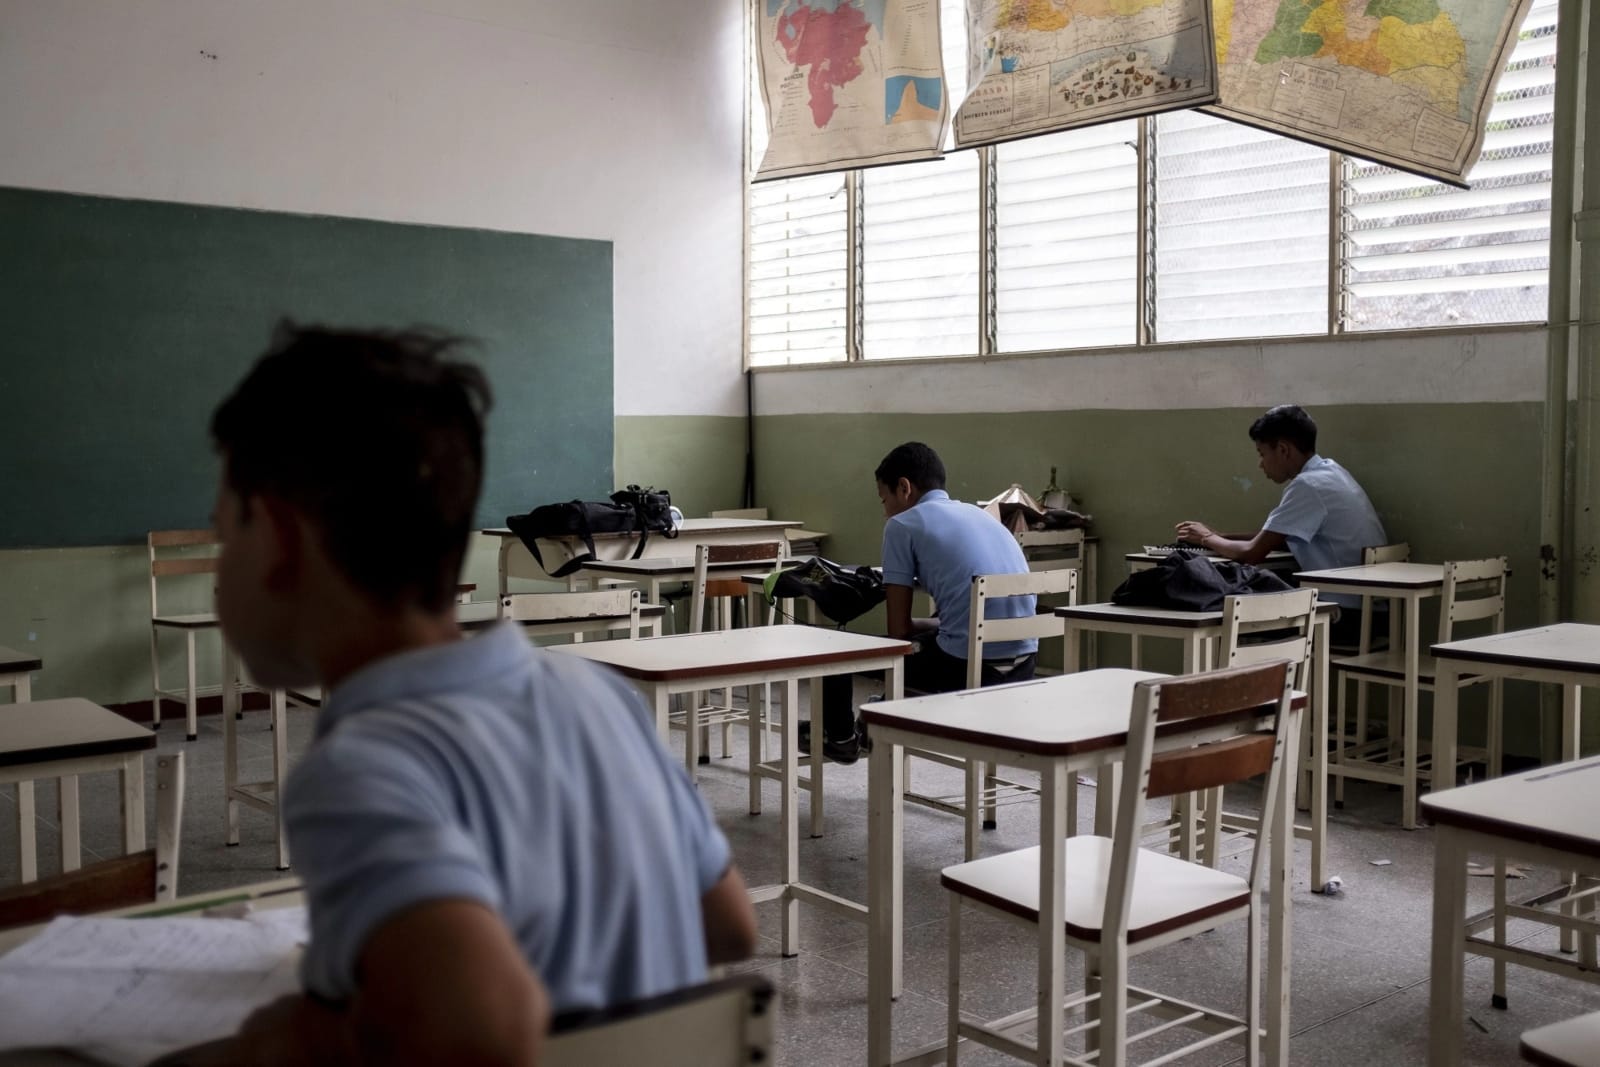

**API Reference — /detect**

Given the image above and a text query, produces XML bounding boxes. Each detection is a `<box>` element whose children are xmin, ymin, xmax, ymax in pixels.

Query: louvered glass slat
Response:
<box><xmin>862</xmin><ymin>153</ymin><xmax>980</xmax><ymax>359</ymax></box>
<box><xmin>1151</xmin><ymin>110</ymin><xmax>1329</xmax><ymax>342</ymax></box>
<box><xmin>1341</xmin><ymin>0</ymin><xmax>1556</xmax><ymax>331</ymax></box>
<box><xmin>996</xmin><ymin>121</ymin><xmax>1139</xmax><ymax>352</ymax></box>
<box><xmin>747</xmin><ymin>173</ymin><xmax>848</xmax><ymax>365</ymax></box>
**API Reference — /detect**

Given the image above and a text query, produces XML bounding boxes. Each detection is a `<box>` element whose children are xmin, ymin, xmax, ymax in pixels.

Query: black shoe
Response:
<box><xmin>797</xmin><ymin>722</ymin><xmax>864</xmax><ymax>766</ymax></box>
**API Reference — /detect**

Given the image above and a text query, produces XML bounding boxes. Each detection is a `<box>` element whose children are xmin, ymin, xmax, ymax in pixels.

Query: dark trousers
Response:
<box><xmin>820</xmin><ymin>638</ymin><xmax>1038</xmax><ymax>741</ymax></box>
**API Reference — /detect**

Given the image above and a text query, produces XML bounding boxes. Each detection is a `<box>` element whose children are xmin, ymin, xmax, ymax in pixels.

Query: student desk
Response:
<box><xmin>0</xmin><ymin>647</ymin><xmax>39</xmax><ymax>702</ymax></box>
<box><xmin>1424</xmin><ymin>756</ymin><xmax>1600</xmax><ymax>1067</ymax></box>
<box><xmin>576</xmin><ymin>556</ymin><xmax>778</xmax><ymax>612</ymax></box>
<box><xmin>1124</xmin><ymin>549</ymin><xmax>1298</xmax><ymax>573</ymax></box>
<box><xmin>1522</xmin><ymin>1011</ymin><xmax>1600</xmax><ymax>1067</ymax></box>
<box><xmin>551</xmin><ymin>626</ymin><xmax>909</xmax><ymax>958</ymax></box>
<box><xmin>482</xmin><ymin>518</ymin><xmax>802</xmax><ymax>594</ymax></box>
<box><xmin>1295</xmin><ymin>562</ymin><xmax>1447</xmax><ymax>829</ymax></box>
<box><xmin>457</xmin><ymin>599</ymin><xmax>668</xmax><ymax>637</ymax></box>
<box><xmin>0</xmin><ymin>700</ymin><xmax>155</xmax><ymax>885</ymax></box>
<box><xmin>861</xmin><ymin>670</ymin><xmax>1302</xmax><ymax>1067</ymax></box>
<box><xmin>1056</xmin><ymin>602</ymin><xmax>1336</xmax><ymax>889</ymax></box>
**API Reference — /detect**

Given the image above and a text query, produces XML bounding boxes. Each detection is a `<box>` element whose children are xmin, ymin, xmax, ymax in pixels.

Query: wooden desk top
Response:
<box><xmin>482</xmin><ymin>518</ymin><xmax>801</xmax><ymax>539</ymax></box>
<box><xmin>1057</xmin><ymin>601</ymin><xmax>1336</xmax><ymax>629</ymax></box>
<box><xmin>549</xmin><ymin>625</ymin><xmax>910</xmax><ymax>682</ymax></box>
<box><xmin>0</xmin><ymin>699</ymin><xmax>156</xmax><ymax>768</ymax></box>
<box><xmin>0</xmin><ymin>646</ymin><xmax>41</xmax><ymax>673</ymax></box>
<box><xmin>1294</xmin><ymin>562</ymin><xmax>1445</xmax><ymax>591</ymax></box>
<box><xmin>456</xmin><ymin>601</ymin><xmax>667</xmax><ymax>632</ymax></box>
<box><xmin>862</xmin><ymin>669</ymin><xmax>1165</xmax><ymax>756</ymax></box>
<box><xmin>1421</xmin><ymin>756</ymin><xmax>1600</xmax><ymax>862</ymax></box>
<box><xmin>1432</xmin><ymin>623</ymin><xmax>1600</xmax><ymax>674</ymax></box>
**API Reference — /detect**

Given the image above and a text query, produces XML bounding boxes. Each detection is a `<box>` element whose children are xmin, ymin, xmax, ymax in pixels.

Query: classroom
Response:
<box><xmin>0</xmin><ymin>0</ymin><xmax>1597</xmax><ymax>1064</ymax></box>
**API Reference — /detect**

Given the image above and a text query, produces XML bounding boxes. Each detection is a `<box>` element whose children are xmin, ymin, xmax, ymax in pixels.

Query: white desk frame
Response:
<box><xmin>221</xmin><ymin>646</ymin><xmax>291</xmax><ymax>871</ymax></box>
<box><xmin>1</xmin><ymin>649</ymin><xmax>41</xmax><ymax>883</ymax></box>
<box><xmin>1058</xmin><ymin>602</ymin><xmax>1335</xmax><ymax>890</ymax></box>
<box><xmin>863</xmin><ymin>670</ymin><xmax>1302</xmax><ymax>1067</ymax></box>
<box><xmin>1296</xmin><ymin>562</ymin><xmax>1447</xmax><ymax>829</ymax></box>
<box><xmin>552</xmin><ymin>626</ymin><xmax>909</xmax><ymax>959</ymax></box>
<box><xmin>1425</xmin><ymin>757</ymin><xmax>1600</xmax><ymax>1067</ymax></box>
<box><xmin>0</xmin><ymin>699</ymin><xmax>149</xmax><ymax>885</ymax></box>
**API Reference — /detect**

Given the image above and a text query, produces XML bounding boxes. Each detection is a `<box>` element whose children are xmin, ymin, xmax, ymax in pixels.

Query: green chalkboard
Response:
<box><xmin>0</xmin><ymin>186</ymin><xmax>613</xmax><ymax>548</ymax></box>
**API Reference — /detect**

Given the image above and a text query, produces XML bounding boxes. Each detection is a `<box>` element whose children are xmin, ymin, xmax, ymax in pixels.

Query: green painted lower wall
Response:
<box><xmin>755</xmin><ymin>402</ymin><xmax>1587</xmax><ymax>759</ymax></box>
<box><xmin>0</xmin><ymin>415</ymin><xmax>747</xmax><ymax>708</ymax></box>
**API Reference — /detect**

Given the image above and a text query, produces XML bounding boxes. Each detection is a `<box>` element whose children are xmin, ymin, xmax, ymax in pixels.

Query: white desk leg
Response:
<box><xmin>272</xmin><ymin>689</ymin><xmax>290</xmax><ymax>871</ymax></box>
<box><xmin>58</xmin><ymin>775</ymin><xmax>80</xmax><ymax>873</ymax></box>
<box><xmin>122</xmin><ymin>751</ymin><xmax>146</xmax><ymax>853</ymax></box>
<box><xmin>184</xmin><ymin>630</ymin><xmax>199</xmax><ymax>741</ymax></box>
<box><xmin>1428</xmin><ymin>828</ymin><xmax>1469</xmax><ymax>1067</ymax></box>
<box><xmin>885</xmin><ymin>657</ymin><xmax>904</xmax><ymax>998</ymax></box>
<box><xmin>223</xmin><ymin>645</ymin><xmax>241</xmax><ymax>847</ymax></box>
<box><xmin>808</xmin><ymin>676</ymin><xmax>825</xmax><ymax>839</ymax></box>
<box><xmin>1431</xmin><ymin>663</ymin><xmax>1461</xmax><ymax>817</ymax></box>
<box><xmin>1562</xmin><ymin>683</ymin><xmax>1582</xmax><ymax>955</ymax></box>
<box><xmin>780</xmin><ymin>677</ymin><xmax>800</xmax><ymax>957</ymax></box>
<box><xmin>1266</xmin><ymin>709</ymin><xmax>1295</xmax><ymax>1067</ymax></box>
<box><xmin>867</xmin><ymin>737</ymin><xmax>905</xmax><ymax>1067</ymax></box>
<box><xmin>1401</xmin><ymin>595</ymin><xmax>1422</xmax><ymax>831</ymax></box>
<box><xmin>1038</xmin><ymin>763</ymin><xmax>1069</xmax><ymax>1066</ymax></box>
<box><xmin>1309</xmin><ymin>617</ymin><xmax>1329</xmax><ymax>889</ymax></box>
<box><xmin>16</xmin><ymin>780</ymin><xmax>36</xmax><ymax>883</ymax></box>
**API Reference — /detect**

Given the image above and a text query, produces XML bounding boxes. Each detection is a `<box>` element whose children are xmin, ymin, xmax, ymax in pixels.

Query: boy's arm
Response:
<box><xmin>702</xmin><ymin>863</ymin><xmax>759</xmax><ymax>964</ymax></box>
<box><xmin>1173</xmin><ymin>521</ymin><xmax>1287</xmax><ymax>565</ymax></box>
<box><xmin>884</xmin><ymin>584</ymin><xmax>938</xmax><ymax>640</ymax></box>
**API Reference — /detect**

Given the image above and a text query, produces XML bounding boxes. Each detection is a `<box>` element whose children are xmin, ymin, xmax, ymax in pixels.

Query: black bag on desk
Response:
<box><xmin>1110</xmin><ymin>553</ymin><xmax>1291</xmax><ymax>612</ymax></box>
<box><xmin>767</xmin><ymin>557</ymin><xmax>885</xmax><ymax>625</ymax></box>
<box><xmin>506</xmin><ymin>485</ymin><xmax>678</xmax><ymax>580</ymax></box>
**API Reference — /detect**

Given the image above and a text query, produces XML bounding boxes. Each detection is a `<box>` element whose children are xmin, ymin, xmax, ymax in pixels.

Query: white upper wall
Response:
<box><xmin>0</xmin><ymin>0</ymin><xmax>748</xmax><ymax>417</ymax></box>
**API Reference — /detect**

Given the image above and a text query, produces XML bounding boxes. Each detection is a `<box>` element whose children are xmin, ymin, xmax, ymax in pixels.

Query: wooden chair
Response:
<box><xmin>1332</xmin><ymin>557</ymin><xmax>1507</xmax><ymax>825</ymax></box>
<box><xmin>544</xmin><ymin>974</ymin><xmax>773</xmax><ymax>1067</ymax></box>
<box><xmin>0</xmin><ymin>751</ymin><xmax>185</xmax><ymax>930</ymax></box>
<box><xmin>942</xmin><ymin>662</ymin><xmax>1299</xmax><ymax>1066</ymax></box>
<box><xmin>148</xmin><ymin>529</ymin><xmax>223</xmax><ymax>740</ymax></box>
<box><xmin>1521</xmin><ymin>1010</ymin><xmax>1600</xmax><ymax>1066</ymax></box>
<box><xmin>905</xmin><ymin>569</ymin><xmax>1078</xmax><ymax>861</ymax></box>
<box><xmin>1187</xmin><ymin>588</ymin><xmax>1316</xmax><ymax>866</ymax></box>
<box><xmin>502</xmin><ymin>587</ymin><xmax>644</xmax><ymax>641</ymax></box>
<box><xmin>1334</xmin><ymin>541</ymin><xmax>1409</xmax><ymax>805</ymax></box>
<box><xmin>682</xmin><ymin>542</ymin><xmax>786</xmax><ymax>769</ymax></box>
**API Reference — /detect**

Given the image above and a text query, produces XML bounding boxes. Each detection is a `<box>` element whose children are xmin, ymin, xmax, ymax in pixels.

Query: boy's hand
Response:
<box><xmin>1175</xmin><ymin>521</ymin><xmax>1213</xmax><ymax>546</ymax></box>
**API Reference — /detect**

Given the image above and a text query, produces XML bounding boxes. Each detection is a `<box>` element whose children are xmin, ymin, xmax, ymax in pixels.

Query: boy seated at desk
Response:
<box><xmin>1174</xmin><ymin>403</ymin><xmax>1387</xmax><ymax>645</ymax></box>
<box><xmin>174</xmin><ymin>325</ymin><xmax>756</xmax><ymax>1067</ymax></box>
<box><xmin>807</xmin><ymin>442</ymin><xmax>1038</xmax><ymax>763</ymax></box>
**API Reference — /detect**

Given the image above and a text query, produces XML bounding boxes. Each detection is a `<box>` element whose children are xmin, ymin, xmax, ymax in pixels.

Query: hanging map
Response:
<box><xmin>755</xmin><ymin>0</ymin><xmax>948</xmax><ymax>181</ymax></box>
<box><xmin>953</xmin><ymin>0</ymin><xmax>1219</xmax><ymax>149</ymax></box>
<box><xmin>1204</xmin><ymin>0</ymin><xmax>1534</xmax><ymax>185</ymax></box>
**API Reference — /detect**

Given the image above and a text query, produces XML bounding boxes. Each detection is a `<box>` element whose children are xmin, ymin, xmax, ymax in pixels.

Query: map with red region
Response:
<box><xmin>773</xmin><ymin>0</ymin><xmax>882</xmax><ymax>127</ymax></box>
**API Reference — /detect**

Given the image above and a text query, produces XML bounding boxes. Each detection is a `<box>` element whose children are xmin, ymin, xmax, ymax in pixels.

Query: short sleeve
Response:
<box><xmin>286</xmin><ymin>728</ymin><xmax>501</xmax><ymax>1001</ymax></box>
<box><xmin>881</xmin><ymin>518</ymin><xmax>916</xmax><ymax>588</ymax></box>
<box><xmin>1262</xmin><ymin>477</ymin><xmax>1326</xmax><ymax>542</ymax></box>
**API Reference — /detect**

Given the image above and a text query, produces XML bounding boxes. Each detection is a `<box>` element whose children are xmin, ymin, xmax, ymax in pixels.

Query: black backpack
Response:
<box><xmin>1110</xmin><ymin>553</ymin><xmax>1291</xmax><ymax>612</ymax></box>
<box><xmin>506</xmin><ymin>485</ymin><xmax>677</xmax><ymax>579</ymax></box>
<box><xmin>766</xmin><ymin>557</ymin><xmax>886</xmax><ymax>625</ymax></box>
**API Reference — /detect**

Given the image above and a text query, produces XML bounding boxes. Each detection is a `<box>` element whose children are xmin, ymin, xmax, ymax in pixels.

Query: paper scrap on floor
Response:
<box><xmin>0</xmin><ymin>907</ymin><xmax>307</xmax><ymax>1066</ymax></box>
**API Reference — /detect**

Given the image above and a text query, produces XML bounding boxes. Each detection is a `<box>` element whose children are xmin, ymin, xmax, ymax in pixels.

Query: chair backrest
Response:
<box><xmin>965</xmin><ymin>569</ymin><xmax>1078</xmax><ymax>688</ymax></box>
<box><xmin>1104</xmin><ymin>664</ymin><xmax>1297</xmax><ymax>941</ymax></box>
<box><xmin>148</xmin><ymin>529</ymin><xmax>220</xmax><ymax>618</ymax></box>
<box><xmin>709</xmin><ymin>508</ymin><xmax>770</xmax><ymax>521</ymax></box>
<box><xmin>1362</xmin><ymin>542</ymin><xmax>1410</xmax><ymax>566</ymax></box>
<box><xmin>1438</xmin><ymin>557</ymin><xmax>1509</xmax><ymax>641</ymax></box>
<box><xmin>690</xmin><ymin>542</ymin><xmax>786</xmax><ymax>634</ymax></box>
<box><xmin>1220</xmin><ymin>588</ymin><xmax>1317</xmax><ymax>687</ymax></box>
<box><xmin>544</xmin><ymin>975</ymin><xmax>773</xmax><ymax>1067</ymax></box>
<box><xmin>501</xmin><ymin>589</ymin><xmax>642</xmax><ymax>640</ymax></box>
<box><xmin>0</xmin><ymin>751</ymin><xmax>185</xmax><ymax>930</ymax></box>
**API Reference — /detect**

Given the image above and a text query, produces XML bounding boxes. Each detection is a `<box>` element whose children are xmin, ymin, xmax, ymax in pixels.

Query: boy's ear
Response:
<box><xmin>256</xmin><ymin>495</ymin><xmax>305</xmax><ymax>592</ymax></box>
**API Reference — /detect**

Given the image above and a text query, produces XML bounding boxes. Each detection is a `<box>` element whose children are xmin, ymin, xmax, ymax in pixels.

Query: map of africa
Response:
<box><xmin>1205</xmin><ymin>0</ymin><xmax>1532</xmax><ymax>183</ymax></box>
<box><xmin>954</xmin><ymin>0</ymin><xmax>1218</xmax><ymax>148</ymax></box>
<box><xmin>754</xmin><ymin>0</ymin><xmax>947</xmax><ymax>180</ymax></box>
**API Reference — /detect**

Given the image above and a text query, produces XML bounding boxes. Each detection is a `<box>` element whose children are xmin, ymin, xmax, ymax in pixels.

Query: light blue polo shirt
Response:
<box><xmin>1263</xmin><ymin>455</ymin><xmax>1388</xmax><ymax>607</ymax></box>
<box><xmin>285</xmin><ymin>622</ymin><xmax>730</xmax><ymax>1014</ymax></box>
<box><xmin>882</xmin><ymin>489</ymin><xmax>1037</xmax><ymax>660</ymax></box>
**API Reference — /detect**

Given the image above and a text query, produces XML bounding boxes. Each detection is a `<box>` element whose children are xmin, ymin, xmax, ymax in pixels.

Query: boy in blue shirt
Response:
<box><xmin>1176</xmin><ymin>404</ymin><xmax>1387</xmax><ymax>644</ymax></box>
<box><xmin>174</xmin><ymin>325</ymin><xmax>756</xmax><ymax>1067</ymax></box>
<box><xmin>810</xmin><ymin>442</ymin><xmax>1038</xmax><ymax>763</ymax></box>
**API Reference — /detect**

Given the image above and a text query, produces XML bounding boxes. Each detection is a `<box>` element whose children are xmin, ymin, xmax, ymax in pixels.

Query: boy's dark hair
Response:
<box><xmin>1248</xmin><ymin>405</ymin><xmax>1317</xmax><ymax>455</ymax></box>
<box><xmin>211</xmin><ymin>322</ymin><xmax>492</xmax><ymax>613</ymax></box>
<box><xmin>874</xmin><ymin>442</ymin><xmax>947</xmax><ymax>493</ymax></box>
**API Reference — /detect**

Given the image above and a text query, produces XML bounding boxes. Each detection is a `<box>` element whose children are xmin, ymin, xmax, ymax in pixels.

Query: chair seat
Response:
<box><xmin>1332</xmin><ymin>649</ymin><xmax>1443</xmax><ymax>684</ymax></box>
<box><xmin>151</xmin><ymin>612</ymin><xmax>220</xmax><ymax>630</ymax></box>
<box><xmin>940</xmin><ymin>836</ymin><xmax>1250</xmax><ymax>945</ymax></box>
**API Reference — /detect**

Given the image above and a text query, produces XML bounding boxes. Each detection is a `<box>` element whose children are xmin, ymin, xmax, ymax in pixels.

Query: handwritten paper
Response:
<box><xmin>0</xmin><ymin>908</ymin><xmax>307</xmax><ymax>1066</ymax></box>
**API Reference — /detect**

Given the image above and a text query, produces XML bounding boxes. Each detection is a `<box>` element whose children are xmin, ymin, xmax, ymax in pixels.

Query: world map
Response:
<box><xmin>754</xmin><ymin>0</ymin><xmax>946</xmax><ymax>180</ymax></box>
<box><xmin>1206</xmin><ymin>0</ymin><xmax>1529</xmax><ymax>183</ymax></box>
